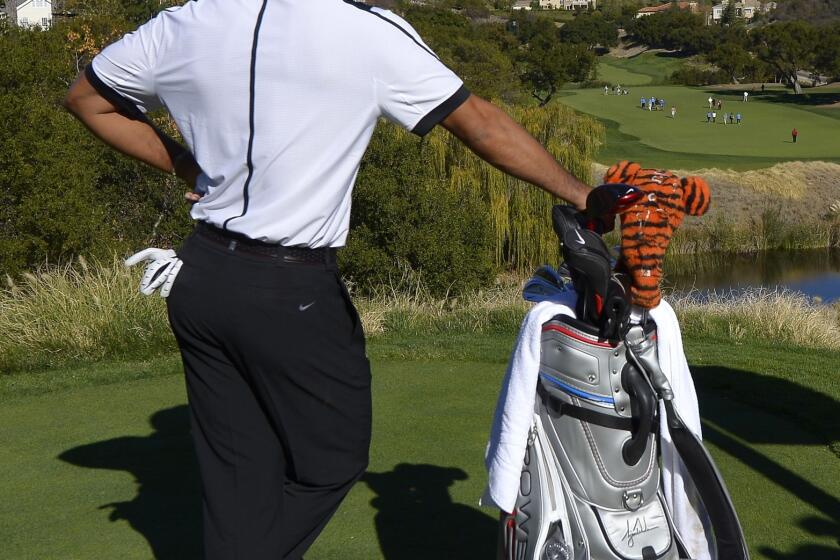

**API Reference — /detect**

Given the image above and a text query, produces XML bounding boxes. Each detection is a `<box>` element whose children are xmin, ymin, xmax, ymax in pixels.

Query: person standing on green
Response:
<box><xmin>792</xmin><ymin>128</ymin><xmax>799</xmax><ymax>143</ymax></box>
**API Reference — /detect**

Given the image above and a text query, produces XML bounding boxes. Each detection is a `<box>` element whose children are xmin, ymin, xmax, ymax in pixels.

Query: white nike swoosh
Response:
<box><xmin>574</xmin><ymin>230</ymin><xmax>586</xmax><ymax>244</ymax></box>
<box><xmin>299</xmin><ymin>302</ymin><xmax>316</xmax><ymax>311</ymax></box>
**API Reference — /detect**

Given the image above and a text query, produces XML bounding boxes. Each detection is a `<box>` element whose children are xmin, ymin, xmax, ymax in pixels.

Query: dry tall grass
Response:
<box><xmin>0</xmin><ymin>257</ymin><xmax>172</xmax><ymax>372</ymax></box>
<box><xmin>692</xmin><ymin>161</ymin><xmax>840</xmax><ymax>200</ymax></box>
<box><xmin>1</xmin><ymin>259</ymin><xmax>836</xmax><ymax>374</ymax></box>
<box><xmin>353</xmin><ymin>269</ymin><xmax>528</xmax><ymax>337</ymax></box>
<box><xmin>669</xmin><ymin>289</ymin><xmax>840</xmax><ymax>349</ymax></box>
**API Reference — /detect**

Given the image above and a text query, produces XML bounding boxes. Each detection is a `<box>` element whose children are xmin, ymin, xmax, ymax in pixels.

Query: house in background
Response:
<box><xmin>710</xmin><ymin>0</ymin><xmax>766</xmax><ymax>22</ymax></box>
<box><xmin>636</xmin><ymin>1</ymin><xmax>698</xmax><ymax>18</ymax></box>
<box><xmin>4</xmin><ymin>0</ymin><xmax>52</xmax><ymax>28</ymax></box>
<box><xmin>540</xmin><ymin>0</ymin><xmax>596</xmax><ymax>9</ymax></box>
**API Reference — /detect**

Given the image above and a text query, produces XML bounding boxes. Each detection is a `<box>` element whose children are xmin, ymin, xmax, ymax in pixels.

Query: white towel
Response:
<box><xmin>482</xmin><ymin>298</ymin><xmax>712</xmax><ymax>560</ymax></box>
<box><xmin>481</xmin><ymin>297</ymin><xmax>576</xmax><ymax>512</ymax></box>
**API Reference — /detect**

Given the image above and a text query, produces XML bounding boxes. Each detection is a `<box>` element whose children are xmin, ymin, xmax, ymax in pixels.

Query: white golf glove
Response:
<box><xmin>124</xmin><ymin>248</ymin><xmax>183</xmax><ymax>298</ymax></box>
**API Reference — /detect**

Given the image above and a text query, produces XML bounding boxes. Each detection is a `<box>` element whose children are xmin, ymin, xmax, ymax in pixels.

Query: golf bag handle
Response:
<box><xmin>621</xmin><ymin>363</ymin><xmax>657</xmax><ymax>466</ymax></box>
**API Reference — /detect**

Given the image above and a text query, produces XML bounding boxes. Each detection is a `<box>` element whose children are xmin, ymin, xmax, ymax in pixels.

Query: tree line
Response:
<box><xmin>625</xmin><ymin>8</ymin><xmax>840</xmax><ymax>91</ymax></box>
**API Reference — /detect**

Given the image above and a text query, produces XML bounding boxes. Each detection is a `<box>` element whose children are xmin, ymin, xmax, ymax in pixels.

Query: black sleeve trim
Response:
<box><xmin>84</xmin><ymin>63</ymin><xmax>146</xmax><ymax>121</ymax></box>
<box><xmin>411</xmin><ymin>85</ymin><xmax>470</xmax><ymax>137</ymax></box>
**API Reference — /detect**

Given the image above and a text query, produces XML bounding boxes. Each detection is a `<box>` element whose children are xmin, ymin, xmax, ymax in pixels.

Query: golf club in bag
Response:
<box><xmin>499</xmin><ymin>186</ymin><xmax>749</xmax><ymax>560</ymax></box>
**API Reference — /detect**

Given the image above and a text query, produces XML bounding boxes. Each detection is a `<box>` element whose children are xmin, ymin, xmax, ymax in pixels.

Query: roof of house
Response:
<box><xmin>7</xmin><ymin>0</ymin><xmax>50</xmax><ymax>11</ymax></box>
<box><xmin>637</xmin><ymin>1</ymin><xmax>695</xmax><ymax>14</ymax></box>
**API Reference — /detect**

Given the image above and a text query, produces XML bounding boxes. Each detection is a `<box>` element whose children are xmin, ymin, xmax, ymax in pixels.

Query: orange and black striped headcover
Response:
<box><xmin>603</xmin><ymin>161</ymin><xmax>711</xmax><ymax>308</ymax></box>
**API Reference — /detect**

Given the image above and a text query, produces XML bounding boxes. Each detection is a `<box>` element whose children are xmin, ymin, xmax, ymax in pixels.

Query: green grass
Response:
<box><xmin>558</xmin><ymin>85</ymin><xmax>840</xmax><ymax>170</ymax></box>
<box><xmin>2</xmin><ymin>333</ymin><xmax>838</xmax><ymax>559</ymax></box>
<box><xmin>597</xmin><ymin>52</ymin><xmax>690</xmax><ymax>86</ymax></box>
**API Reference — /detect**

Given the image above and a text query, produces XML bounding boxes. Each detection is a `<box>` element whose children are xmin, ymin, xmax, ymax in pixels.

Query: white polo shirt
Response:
<box><xmin>88</xmin><ymin>0</ymin><xmax>469</xmax><ymax>247</ymax></box>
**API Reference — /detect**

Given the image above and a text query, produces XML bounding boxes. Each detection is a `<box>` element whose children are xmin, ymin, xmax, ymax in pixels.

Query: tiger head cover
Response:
<box><xmin>603</xmin><ymin>161</ymin><xmax>711</xmax><ymax>309</ymax></box>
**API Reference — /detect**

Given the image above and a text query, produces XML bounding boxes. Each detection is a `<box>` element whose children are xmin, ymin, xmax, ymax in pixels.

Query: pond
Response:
<box><xmin>663</xmin><ymin>249</ymin><xmax>840</xmax><ymax>303</ymax></box>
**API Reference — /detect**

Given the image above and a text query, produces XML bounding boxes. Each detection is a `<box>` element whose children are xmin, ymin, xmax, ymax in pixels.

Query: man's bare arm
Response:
<box><xmin>441</xmin><ymin>95</ymin><xmax>590</xmax><ymax>210</ymax></box>
<box><xmin>63</xmin><ymin>71</ymin><xmax>201</xmax><ymax>189</ymax></box>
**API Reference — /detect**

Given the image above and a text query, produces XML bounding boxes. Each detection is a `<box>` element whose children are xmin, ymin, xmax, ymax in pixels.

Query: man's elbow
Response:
<box><xmin>63</xmin><ymin>85</ymin><xmax>84</xmax><ymax>116</ymax></box>
<box><xmin>441</xmin><ymin>95</ymin><xmax>501</xmax><ymax>151</ymax></box>
<box><xmin>63</xmin><ymin>72</ymin><xmax>101</xmax><ymax>118</ymax></box>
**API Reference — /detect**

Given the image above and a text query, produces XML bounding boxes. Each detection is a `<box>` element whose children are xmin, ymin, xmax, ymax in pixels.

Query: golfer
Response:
<box><xmin>62</xmin><ymin>2</ymin><xmax>591</xmax><ymax>559</ymax></box>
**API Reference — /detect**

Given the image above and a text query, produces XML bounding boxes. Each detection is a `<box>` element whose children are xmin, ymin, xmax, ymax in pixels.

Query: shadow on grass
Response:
<box><xmin>693</xmin><ymin>365</ymin><xmax>840</xmax><ymax>558</ymax></box>
<box><xmin>753</xmin><ymin>90</ymin><xmax>840</xmax><ymax>107</ymax></box>
<box><xmin>58</xmin><ymin>406</ymin><xmax>498</xmax><ymax>559</ymax></box>
<box><xmin>58</xmin><ymin>406</ymin><xmax>203</xmax><ymax>560</ymax></box>
<box><xmin>56</xmin><ymin>364</ymin><xmax>839</xmax><ymax>558</ymax></box>
<box><xmin>654</xmin><ymin>50</ymin><xmax>694</xmax><ymax>60</ymax></box>
<box><xmin>362</xmin><ymin>464</ymin><xmax>498</xmax><ymax>559</ymax></box>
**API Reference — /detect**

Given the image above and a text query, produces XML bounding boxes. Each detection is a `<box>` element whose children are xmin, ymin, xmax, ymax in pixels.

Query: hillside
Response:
<box><xmin>772</xmin><ymin>0</ymin><xmax>840</xmax><ymax>22</ymax></box>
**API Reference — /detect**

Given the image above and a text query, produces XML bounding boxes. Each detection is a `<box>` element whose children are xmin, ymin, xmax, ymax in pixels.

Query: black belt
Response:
<box><xmin>195</xmin><ymin>222</ymin><xmax>337</xmax><ymax>266</ymax></box>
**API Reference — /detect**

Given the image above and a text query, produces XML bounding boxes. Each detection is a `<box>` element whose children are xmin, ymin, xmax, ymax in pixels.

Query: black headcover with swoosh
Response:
<box><xmin>552</xmin><ymin>204</ymin><xmax>631</xmax><ymax>340</ymax></box>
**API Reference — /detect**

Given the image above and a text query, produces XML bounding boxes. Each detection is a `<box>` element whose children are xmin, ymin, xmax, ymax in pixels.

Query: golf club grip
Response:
<box><xmin>663</xmin><ymin>400</ymin><xmax>751</xmax><ymax>560</ymax></box>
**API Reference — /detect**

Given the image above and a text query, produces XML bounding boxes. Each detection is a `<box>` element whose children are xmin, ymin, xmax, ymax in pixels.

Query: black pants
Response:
<box><xmin>166</xmin><ymin>231</ymin><xmax>371</xmax><ymax>560</ymax></box>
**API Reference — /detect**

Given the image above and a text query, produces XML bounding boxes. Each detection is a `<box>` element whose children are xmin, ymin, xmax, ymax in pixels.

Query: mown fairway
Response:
<box><xmin>597</xmin><ymin>52</ymin><xmax>688</xmax><ymax>87</ymax></box>
<box><xmin>1</xmin><ymin>335</ymin><xmax>838</xmax><ymax>559</ymax></box>
<box><xmin>561</xmin><ymin>51</ymin><xmax>840</xmax><ymax>170</ymax></box>
<box><xmin>559</xmin><ymin>85</ymin><xmax>840</xmax><ymax>170</ymax></box>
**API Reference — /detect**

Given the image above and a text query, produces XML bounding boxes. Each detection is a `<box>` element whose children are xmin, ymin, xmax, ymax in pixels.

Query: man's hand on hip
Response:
<box><xmin>185</xmin><ymin>191</ymin><xmax>202</xmax><ymax>204</ymax></box>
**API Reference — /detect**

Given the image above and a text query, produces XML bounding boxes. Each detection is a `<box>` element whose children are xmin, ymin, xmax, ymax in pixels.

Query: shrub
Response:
<box><xmin>340</xmin><ymin>126</ymin><xmax>497</xmax><ymax>297</ymax></box>
<box><xmin>0</xmin><ymin>23</ymin><xmax>193</xmax><ymax>279</ymax></box>
<box><xmin>668</xmin><ymin>67</ymin><xmax>730</xmax><ymax>86</ymax></box>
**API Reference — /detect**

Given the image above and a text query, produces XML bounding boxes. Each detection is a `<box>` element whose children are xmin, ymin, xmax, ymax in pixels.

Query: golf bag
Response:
<box><xmin>499</xmin><ymin>196</ymin><xmax>749</xmax><ymax>560</ymax></box>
